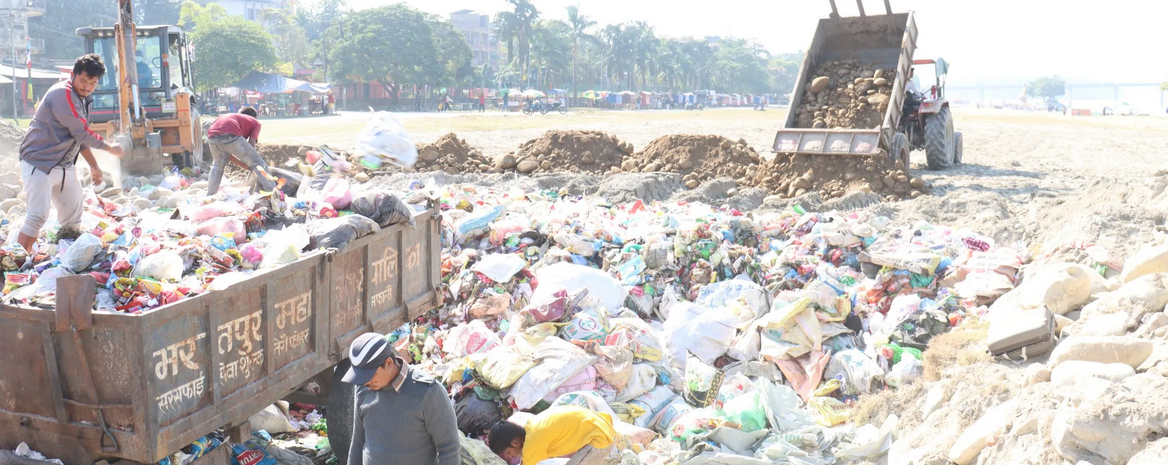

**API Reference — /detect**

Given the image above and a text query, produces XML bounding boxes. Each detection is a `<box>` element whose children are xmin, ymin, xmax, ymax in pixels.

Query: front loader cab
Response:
<box><xmin>75</xmin><ymin>25</ymin><xmax>194</xmax><ymax>125</ymax></box>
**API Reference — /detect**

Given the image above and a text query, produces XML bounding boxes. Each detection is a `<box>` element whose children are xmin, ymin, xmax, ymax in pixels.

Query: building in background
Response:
<box><xmin>449</xmin><ymin>9</ymin><xmax>498</xmax><ymax>71</ymax></box>
<box><xmin>0</xmin><ymin>0</ymin><xmax>46</xmax><ymax>117</ymax></box>
<box><xmin>203</xmin><ymin>0</ymin><xmax>290</xmax><ymax>22</ymax></box>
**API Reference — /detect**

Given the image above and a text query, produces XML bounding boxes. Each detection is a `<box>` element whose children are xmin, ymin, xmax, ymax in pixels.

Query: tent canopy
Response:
<box><xmin>231</xmin><ymin>71</ymin><xmax>330</xmax><ymax>94</ymax></box>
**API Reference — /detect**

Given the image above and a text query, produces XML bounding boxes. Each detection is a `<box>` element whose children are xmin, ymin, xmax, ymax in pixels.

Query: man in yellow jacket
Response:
<box><xmin>488</xmin><ymin>406</ymin><xmax>617</xmax><ymax>465</ymax></box>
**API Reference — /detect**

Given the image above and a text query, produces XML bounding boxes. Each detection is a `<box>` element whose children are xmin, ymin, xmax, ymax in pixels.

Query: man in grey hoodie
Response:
<box><xmin>17</xmin><ymin>54</ymin><xmax>124</xmax><ymax>252</ymax></box>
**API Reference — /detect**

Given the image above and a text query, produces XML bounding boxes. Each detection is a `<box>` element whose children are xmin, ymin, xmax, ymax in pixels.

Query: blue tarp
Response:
<box><xmin>231</xmin><ymin>71</ymin><xmax>330</xmax><ymax>94</ymax></box>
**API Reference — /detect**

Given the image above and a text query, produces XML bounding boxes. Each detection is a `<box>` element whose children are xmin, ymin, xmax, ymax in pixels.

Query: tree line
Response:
<box><xmin>31</xmin><ymin>0</ymin><xmax>804</xmax><ymax>104</ymax></box>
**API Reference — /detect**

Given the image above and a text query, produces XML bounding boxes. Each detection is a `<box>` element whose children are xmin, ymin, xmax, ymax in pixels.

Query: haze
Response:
<box><xmin>344</xmin><ymin>0</ymin><xmax>1168</xmax><ymax>86</ymax></box>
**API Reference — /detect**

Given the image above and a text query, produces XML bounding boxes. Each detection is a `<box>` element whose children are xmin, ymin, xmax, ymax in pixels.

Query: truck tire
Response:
<box><xmin>327</xmin><ymin>359</ymin><xmax>355</xmax><ymax>465</ymax></box>
<box><xmin>889</xmin><ymin>132</ymin><xmax>910</xmax><ymax>170</ymax></box>
<box><xmin>924</xmin><ymin>106</ymin><xmax>955</xmax><ymax>170</ymax></box>
<box><xmin>954</xmin><ymin>132</ymin><xmax>963</xmax><ymax>165</ymax></box>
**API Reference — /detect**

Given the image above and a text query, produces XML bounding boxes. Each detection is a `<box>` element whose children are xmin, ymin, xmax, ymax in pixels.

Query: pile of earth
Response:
<box><xmin>502</xmin><ymin>130</ymin><xmax>630</xmax><ymax>175</ymax></box>
<box><xmin>795</xmin><ymin>59</ymin><xmax>896</xmax><ymax>129</ymax></box>
<box><xmin>0</xmin><ymin>119</ymin><xmax>24</xmax><ymax>158</ymax></box>
<box><xmin>622</xmin><ymin>135</ymin><xmax>760</xmax><ymax>189</ymax></box>
<box><xmin>753</xmin><ymin>152</ymin><xmax>926</xmax><ymax>201</ymax></box>
<box><xmin>414</xmin><ymin>133</ymin><xmax>491</xmax><ymax>174</ymax></box>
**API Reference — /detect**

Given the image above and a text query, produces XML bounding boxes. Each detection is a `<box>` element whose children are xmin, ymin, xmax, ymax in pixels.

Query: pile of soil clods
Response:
<box><xmin>414</xmin><ymin>133</ymin><xmax>491</xmax><ymax>174</ymax></box>
<box><xmin>795</xmin><ymin>59</ymin><xmax>897</xmax><ymax>130</ymax></box>
<box><xmin>503</xmin><ymin>130</ymin><xmax>630</xmax><ymax>174</ymax></box>
<box><xmin>753</xmin><ymin>152</ymin><xmax>927</xmax><ymax>201</ymax></box>
<box><xmin>624</xmin><ymin>135</ymin><xmax>760</xmax><ymax>188</ymax></box>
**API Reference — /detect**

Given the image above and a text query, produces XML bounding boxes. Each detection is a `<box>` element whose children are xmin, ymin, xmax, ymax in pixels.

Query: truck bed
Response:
<box><xmin>774</xmin><ymin>12</ymin><xmax>918</xmax><ymax>155</ymax></box>
<box><xmin>0</xmin><ymin>208</ymin><xmax>442</xmax><ymax>465</ymax></box>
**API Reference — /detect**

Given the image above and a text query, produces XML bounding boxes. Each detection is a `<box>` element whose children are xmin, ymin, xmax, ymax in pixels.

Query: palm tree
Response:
<box><xmin>566</xmin><ymin>5</ymin><xmax>595</xmax><ymax>102</ymax></box>
<box><xmin>502</xmin><ymin>0</ymin><xmax>539</xmax><ymax>89</ymax></box>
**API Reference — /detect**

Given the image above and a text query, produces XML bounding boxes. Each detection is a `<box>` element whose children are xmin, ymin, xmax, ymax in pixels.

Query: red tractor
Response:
<box><xmin>895</xmin><ymin>58</ymin><xmax>963</xmax><ymax>169</ymax></box>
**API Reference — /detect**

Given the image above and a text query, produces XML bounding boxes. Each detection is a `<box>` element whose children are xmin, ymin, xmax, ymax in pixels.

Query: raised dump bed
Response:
<box><xmin>774</xmin><ymin>8</ymin><xmax>918</xmax><ymax>158</ymax></box>
<box><xmin>0</xmin><ymin>208</ymin><xmax>442</xmax><ymax>465</ymax></box>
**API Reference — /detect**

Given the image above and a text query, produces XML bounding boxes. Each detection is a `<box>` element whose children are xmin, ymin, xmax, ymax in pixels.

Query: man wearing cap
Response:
<box><xmin>344</xmin><ymin>333</ymin><xmax>460</xmax><ymax>465</ymax></box>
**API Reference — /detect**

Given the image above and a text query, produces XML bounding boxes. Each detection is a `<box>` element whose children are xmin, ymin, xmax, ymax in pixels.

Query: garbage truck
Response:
<box><xmin>773</xmin><ymin>0</ymin><xmax>962</xmax><ymax>170</ymax></box>
<box><xmin>0</xmin><ymin>209</ymin><xmax>442</xmax><ymax>465</ymax></box>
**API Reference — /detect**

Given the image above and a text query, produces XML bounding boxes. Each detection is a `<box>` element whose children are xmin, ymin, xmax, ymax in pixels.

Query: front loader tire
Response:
<box><xmin>924</xmin><ymin>106</ymin><xmax>955</xmax><ymax>170</ymax></box>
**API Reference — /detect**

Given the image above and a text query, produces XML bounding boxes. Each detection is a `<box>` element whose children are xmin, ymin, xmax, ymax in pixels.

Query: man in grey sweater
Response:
<box><xmin>343</xmin><ymin>332</ymin><xmax>460</xmax><ymax>465</ymax></box>
<box><xmin>17</xmin><ymin>54</ymin><xmax>124</xmax><ymax>252</ymax></box>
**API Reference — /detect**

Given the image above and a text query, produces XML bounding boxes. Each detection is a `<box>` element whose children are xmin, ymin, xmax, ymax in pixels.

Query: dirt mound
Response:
<box><xmin>259</xmin><ymin>144</ymin><xmax>314</xmax><ymax>168</ymax></box>
<box><xmin>504</xmin><ymin>130</ymin><xmax>629</xmax><ymax>175</ymax></box>
<box><xmin>795</xmin><ymin>60</ymin><xmax>896</xmax><ymax>129</ymax></box>
<box><xmin>0</xmin><ymin>119</ymin><xmax>24</xmax><ymax>158</ymax></box>
<box><xmin>414</xmin><ymin>133</ymin><xmax>491</xmax><ymax>174</ymax></box>
<box><xmin>753</xmin><ymin>152</ymin><xmax>926</xmax><ymax>201</ymax></box>
<box><xmin>624</xmin><ymin>135</ymin><xmax>760</xmax><ymax>188</ymax></box>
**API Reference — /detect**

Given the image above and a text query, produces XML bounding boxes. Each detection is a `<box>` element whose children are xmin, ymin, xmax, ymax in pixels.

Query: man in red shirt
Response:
<box><xmin>205</xmin><ymin>107</ymin><xmax>276</xmax><ymax>195</ymax></box>
<box><xmin>478</xmin><ymin>91</ymin><xmax>485</xmax><ymax>113</ymax></box>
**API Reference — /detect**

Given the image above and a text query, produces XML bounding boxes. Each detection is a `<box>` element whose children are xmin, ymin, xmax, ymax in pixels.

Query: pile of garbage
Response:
<box><xmin>624</xmin><ymin>135</ymin><xmax>761</xmax><ymax>189</ymax></box>
<box><xmin>795</xmin><ymin>60</ymin><xmax>896</xmax><ymax>130</ymax></box>
<box><xmin>502</xmin><ymin>130</ymin><xmax>630</xmax><ymax>175</ymax></box>
<box><xmin>754</xmin><ymin>154</ymin><xmax>926</xmax><ymax>201</ymax></box>
<box><xmin>414</xmin><ymin>133</ymin><xmax>493</xmax><ymax>174</ymax></box>
<box><xmin>385</xmin><ymin>180</ymin><xmax>1034</xmax><ymax>465</ymax></box>
<box><xmin>0</xmin><ymin>149</ymin><xmax>415</xmax><ymax>313</ymax></box>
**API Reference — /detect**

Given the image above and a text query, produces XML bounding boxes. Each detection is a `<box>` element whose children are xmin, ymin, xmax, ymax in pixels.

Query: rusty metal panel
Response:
<box><xmin>366</xmin><ymin>225</ymin><xmax>406</xmax><ymax>332</ymax></box>
<box><xmin>56</xmin><ymin>325</ymin><xmax>138</xmax><ymax>429</ymax></box>
<box><xmin>144</xmin><ymin>304</ymin><xmax>214</xmax><ymax>429</ymax></box>
<box><xmin>0</xmin><ymin>317</ymin><xmax>58</xmax><ymax>419</ymax></box>
<box><xmin>269</xmin><ymin>267</ymin><xmax>318</xmax><ymax>370</ymax></box>
<box><xmin>208</xmin><ymin>288</ymin><xmax>265</xmax><ymax>399</ymax></box>
<box><xmin>330</xmin><ymin>241</ymin><xmax>368</xmax><ymax>354</ymax></box>
<box><xmin>402</xmin><ymin>215</ymin><xmax>438</xmax><ymax>320</ymax></box>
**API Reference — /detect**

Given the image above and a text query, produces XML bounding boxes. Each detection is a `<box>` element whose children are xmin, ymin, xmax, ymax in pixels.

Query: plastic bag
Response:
<box><xmin>474</xmin><ymin>345</ymin><xmax>534</xmax><ymax>389</ymax></box>
<box><xmin>823</xmin><ymin>349</ymin><xmax>885</xmax><ymax>396</ymax></box>
<box><xmin>551</xmin><ymin>391</ymin><xmax>618</xmax><ymax>417</ymax></box>
<box><xmin>183</xmin><ymin>201</ymin><xmax>242</xmax><ymax>222</ymax></box>
<box><xmin>444</xmin><ymin>320</ymin><xmax>500</xmax><ymax>357</ymax></box>
<box><xmin>453</xmin><ymin>205</ymin><xmax>505</xmax><ymax>243</ymax></box>
<box><xmin>132</xmin><ymin>251</ymin><xmax>185</xmax><ymax>282</ymax></box>
<box><xmin>321</xmin><ymin>177</ymin><xmax>353</xmax><ymax>210</ymax></box>
<box><xmin>664</xmin><ymin>303</ymin><xmax>736</xmax><ymax>367</ymax></box>
<box><xmin>60</xmin><ymin>233</ymin><xmax>103</xmax><ymax>272</ymax></box>
<box><xmin>653</xmin><ymin>398</ymin><xmax>693</xmax><ymax>435</ymax></box>
<box><xmin>509</xmin><ymin>337</ymin><xmax>598</xmax><ymax>409</ymax></box>
<box><xmin>460</xmin><ymin>436</ymin><xmax>508</xmax><ymax>465</ymax></box>
<box><xmin>355</xmin><ymin>112</ymin><xmax>418</xmax><ymax>168</ymax></box>
<box><xmin>683</xmin><ymin>352</ymin><xmax>725</xmax><ymax>408</ymax></box>
<box><xmin>629</xmin><ymin>386</ymin><xmax>678</xmax><ymax>429</ymax></box>
<box><xmin>455</xmin><ymin>393</ymin><xmax>502</xmax><ymax>437</ymax></box>
<box><xmin>471</xmin><ymin>253</ymin><xmax>528</xmax><ymax>283</ymax></box>
<box><xmin>259</xmin><ymin>225</ymin><xmax>310</xmax><ymax>269</ymax></box>
<box><xmin>196</xmin><ymin>217</ymin><xmax>246</xmax><ymax>239</ymax></box>
<box><xmin>541</xmin><ymin>366</ymin><xmax>598</xmax><ymax>404</ymax></box>
<box><xmin>531</xmin><ymin>262</ymin><xmax>628</xmax><ymax>312</ymax></box>
<box><xmin>715</xmin><ymin>390</ymin><xmax>768</xmax><ymax>432</ymax></box>
<box><xmin>886</xmin><ymin>357</ymin><xmax>923</xmax><ymax>388</ymax></box>
<box><xmin>351</xmin><ymin>191</ymin><xmax>414</xmax><ymax>228</ymax></box>
<box><xmin>616</xmin><ymin>363</ymin><xmax>658</xmax><ymax>403</ymax></box>
<box><xmin>517</xmin><ymin>289</ymin><xmax>585</xmax><ymax>329</ymax></box>
<box><xmin>560</xmin><ymin>307</ymin><xmax>608</xmax><ymax>342</ymax></box>
<box><xmin>695</xmin><ymin>278</ymin><xmax>769</xmax><ymax>323</ymax></box>
<box><xmin>305</xmin><ymin>215</ymin><xmax>379</xmax><ymax>250</ymax></box>
<box><xmin>607</xmin><ymin>318</ymin><xmax>666</xmax><ymax>363</ymax></box>
<box><xmin>248</xmin><ymin>404</ymin><xmax>296</xmax><ymax>434</ymax></box>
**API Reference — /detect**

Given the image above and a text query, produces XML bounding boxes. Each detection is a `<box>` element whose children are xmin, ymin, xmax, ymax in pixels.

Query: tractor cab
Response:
<box><xmin>910</xmin><ymin>58</ymin><xmax>948</xmax><ymax>104</ymax></box>
<box><xmin>75</xmin><ymin>25</ymin><xmax>195</xmax><ymax>125</ymax></box>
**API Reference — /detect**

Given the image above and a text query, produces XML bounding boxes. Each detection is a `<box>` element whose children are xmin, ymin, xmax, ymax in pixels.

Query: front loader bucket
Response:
<box><xmin>120</xmin><ymin>133</ymin><xmax>164</xmax><ymax>177</ymax></box>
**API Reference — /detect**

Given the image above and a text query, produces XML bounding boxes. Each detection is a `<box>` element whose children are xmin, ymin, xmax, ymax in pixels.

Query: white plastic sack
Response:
<box><xmin>454</xmin><ymin>205</ymin><xmax>506</xmax><ymax>243</ymax></box>
<box><xmin>509</xmin><ymin>337</ymin><xmax>598</xmax><ymax>409</ymax></box>
<box><xmin>824</xmin><ymin>349</ymin><xmax>884</xmax><ymax>396</ymax></box>
<box><xmin>355</xmin><ymin>112</ymin><xmax>418</xmax><ymax>168</ymax></box>
<box><xmin>532</xmin><ymin>262</ymin><xmax>627</xmax><ymax>312</ymax></box>
<box><xmin>444</xmin><ymin>320</ymin><xmax>501</xmax><ymax>357</ymax></box>
<box><xmin>471</xmin><ymin>253</ymin><xmax>528</xmax><ymax>283</ymax></box>
<box><xmin>249</xmin><ymin>403</ymin><xmax>296</xmax><ymax>434</ymax></box>
<box><xmin>60</xmin><ymin>233</ymin><xmax>103</xmax><ymax>272</ymax></box>
<box><xmin>132</xmin><ymin>250</ymin><xmax>184</xmax><ymax>282</ymax></box>
<box><xmin>695</xmin><ymin>277</ymin><xmax>769</xmax><ymax>322</ymax></box>
<box><xmin>664</xmin><ymin>302</ymin><xmax>736</xmax><ymax>368</ymax></box>
<box><xmin>615</xmin><ymin>363</ymin><xmax>658</xmax><ymax>403</ymax></box>
<box><xmin>886</xmin><ymin>357</ymin><xmax>923</xmax><ymax>388</ymax></box>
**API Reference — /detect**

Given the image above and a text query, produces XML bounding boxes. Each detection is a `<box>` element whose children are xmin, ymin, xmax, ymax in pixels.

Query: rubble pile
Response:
<box><xmin>795</xmin><ymin>60</ymin><xmax>896</xmax><ymax>129</ymax></box>
<box><xmin>0</xmin><ymin>119</ymin><xmax>25</xmax><ymax>158</ymax></box>
<box><xmin>414</xmin><ymin>133</ymin><xmax>492</xmax><ymax>174</ymax></box>
<box><xmin>503</xmin><ymin>130</ymin><xmax>629</xmax><ymax>175</ymax></box>
<box><xmin>624</xmin><ymin>135</ymin><xmax>760</xmax><ymax>189</ymax></box>
<box><xmin>754</xmin><ymin>153</ymin><xmax>927</xmax><ymax>201</ymax></box>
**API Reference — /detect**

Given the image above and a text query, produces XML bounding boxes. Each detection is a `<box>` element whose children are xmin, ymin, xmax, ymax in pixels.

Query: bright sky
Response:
<box><xmin>340</xmin><ymin>0</ymin><xmax>1168</xmax><ymax>86</ymax></box>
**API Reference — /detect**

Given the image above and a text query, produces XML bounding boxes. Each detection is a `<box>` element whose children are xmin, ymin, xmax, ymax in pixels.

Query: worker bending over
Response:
<box><xmin>205</xmin><ymin>107</ymin><xmax>276</xmax><ymax>195</ymax></box>
<box><xmin>17</xmin><ymin>54</ymin><xmax>124</xmax><ymax>253</ymax></box>
<box><xmin>489</xmin><ymin>406</ymin><xmax>617</xmax><ymax>465</ymax></box>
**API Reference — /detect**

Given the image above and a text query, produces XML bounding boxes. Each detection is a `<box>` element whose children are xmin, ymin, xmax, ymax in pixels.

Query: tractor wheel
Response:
<box><xmin>924</xmin><ymin>106</ymin><xmax>955</xmax><ymax>170</ymax></box>
<box><xmin>954</xmin><ymin>132</ymin><xmax>963</xmax><ymax>165</ymax></box>
<box><xmin>326</xmin><ymin>359</ymin><xmax>356</xmax><ymax>465</ymax></box>
<box><xmin>889</xmin><ymin>132</ymin><xmax>910</xmax><ymax>170</ymax></box>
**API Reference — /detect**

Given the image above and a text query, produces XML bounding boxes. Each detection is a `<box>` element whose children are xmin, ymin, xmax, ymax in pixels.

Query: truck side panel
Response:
<box><xmin>0</xmin><ymin>208</ymin><xmax>443</xmax><ymax>465</ymax></box>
